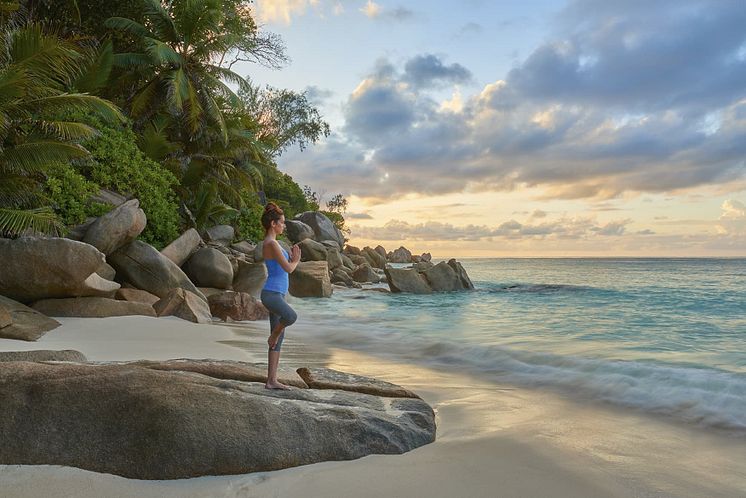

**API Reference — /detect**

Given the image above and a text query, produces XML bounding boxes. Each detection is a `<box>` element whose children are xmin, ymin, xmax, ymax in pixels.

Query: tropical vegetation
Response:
<box><xmin>0</xmin><ymin>0</ymin><xmax>344</xmax><ymax>246</ymax></box>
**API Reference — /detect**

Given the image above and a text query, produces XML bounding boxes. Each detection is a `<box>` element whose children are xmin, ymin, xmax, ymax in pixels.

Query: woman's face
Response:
<box><xmin>273</xmin><ymin>215</ymin><xmax>286</xmax><ymax>234</ymax></box>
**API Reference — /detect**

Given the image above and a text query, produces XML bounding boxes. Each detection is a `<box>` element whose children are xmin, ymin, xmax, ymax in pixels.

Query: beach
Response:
<box><xmin>1</xmin><ymin>315</ymin><xmax>744</xmax><ymax>498</ymax></box>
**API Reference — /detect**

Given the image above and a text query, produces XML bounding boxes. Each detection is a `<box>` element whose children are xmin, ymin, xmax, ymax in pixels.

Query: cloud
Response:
<box><xmin>346</xmin><ymin>212</ymin><xmax>374</xmax><ymax>219</ymax></box>
<box><xmin>282</xmin><ymin>1</ymin><xmax>746</xmax><ymax>201</ymax></box>
<box><xmin>717</xmin><ymin>199</ymin><xmax>746</xmax><ymax>234</ymax></box>
<box><xmin>304</xmin><ymin>85</ymin><xmax>334</xmax><ymax>105</ymax></box>
<box><xmin>350</xmin><ymin>216</ymin><xmax>632</xmax><ymax>241</ymax></box>
<box><xmin>253</xmin><ymin>0</ymin><xmax>313</xmax><ymax>24</ymax></box>
<box><xmin>360</xmin><ymin>0</ymin><xmax>381</xmax><ymax>18</ymax></box>
<box><xmin>403</xmin><ymin>54</ymin><xmax>473</xmax><ymax>89</ymax></box>
<box><xmin>455</xmin><ymin>22</ymin><xmax>482</xmax><ymax>38</ymax></box>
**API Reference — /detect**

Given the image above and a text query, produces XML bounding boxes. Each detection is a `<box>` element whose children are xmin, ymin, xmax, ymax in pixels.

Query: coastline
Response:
<box><xmin>1</xmin><ymin>316</ymin><xmax>744</xmax><ymax>497</ymax></box>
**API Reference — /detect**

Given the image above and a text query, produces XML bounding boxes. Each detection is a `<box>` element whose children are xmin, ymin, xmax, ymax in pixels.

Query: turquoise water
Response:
<box><xmin>288</xmin><ymin>259</ymin><xmax>746</xmax><ymax>432</ymax></box>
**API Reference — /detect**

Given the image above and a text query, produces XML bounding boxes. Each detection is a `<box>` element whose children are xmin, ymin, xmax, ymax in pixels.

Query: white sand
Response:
<box><xmin>1</xmin><ymin>317</ymin><xmax>744</xmax><ymax>498</ymax></box>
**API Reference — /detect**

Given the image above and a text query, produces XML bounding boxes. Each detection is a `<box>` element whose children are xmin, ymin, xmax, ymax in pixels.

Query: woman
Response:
<box><xmin>260</xmin><ymin>202</ymin><xmax>301</xmax><ymax>390</ymax></box>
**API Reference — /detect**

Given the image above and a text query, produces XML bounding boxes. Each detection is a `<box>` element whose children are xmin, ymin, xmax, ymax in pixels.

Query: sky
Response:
<box><xmin>238</xmin><ymin>0</ymin><xmax>746</xmax><ymax>257</ymax></box>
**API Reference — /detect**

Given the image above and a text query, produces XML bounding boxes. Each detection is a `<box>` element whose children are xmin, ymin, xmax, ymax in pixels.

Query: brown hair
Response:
<box><xmin>261</xmin><ymin>202</ymin><xmax>284</xmax><ymax>231</ymax></box>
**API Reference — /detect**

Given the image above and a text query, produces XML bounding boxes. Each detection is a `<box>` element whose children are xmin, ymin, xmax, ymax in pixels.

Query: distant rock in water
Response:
<box><xmin>384</xmin><ymin>259</ymin><xmax>475</xmax><ymax>294</ymax></box>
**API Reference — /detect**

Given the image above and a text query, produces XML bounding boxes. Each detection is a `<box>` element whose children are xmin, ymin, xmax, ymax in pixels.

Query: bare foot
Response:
<box><xmin>265</xmin><ymin>381</ymin><xmax>290</xmax><ymax>390</ymax></box>
<box><xmin>267</xmin><ymin>328</ymin><xmax>284</xmax><ymax>349</ymax></box>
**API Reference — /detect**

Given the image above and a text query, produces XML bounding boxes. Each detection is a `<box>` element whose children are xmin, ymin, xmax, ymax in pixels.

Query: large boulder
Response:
<box><xmin>109</xmin><ymin>241</ymin><xmax>206</xmax><ymax>301</ymax></box>
<box><xmin>344</xmin><ymin>245</ymin><xmax>362</xmax><ymax>256</ymax></box>
<box><xmin>0</xmin><ymin>306</ymin><xmax>11</xmax><ymax>328</ymax></box>
<box><xmin>204</xmin><ymin>225</ymin><xmax>234</xmax><ymax>246</ymax></box>
<box><xmin>31</xmin><ymin>297</ymin><xmax>156</xmax><ymax>318</ymax></box>
<box><xmin>0</xmin><ymin>238</ymin><xmax>119</xmax><ymax>303</ymax></box>
<box><xmin>207</xmin><ymin>291</ymin><xmax>268</xmax><ymax>321</ymax></box>
<box><xmin>0</xmin><ymin>350</ymin><xmax>86</xmax><ymax>362</ymax></box>
<box><xmin>230</xmin><ymin>241</ymin><xmax>255</xmax><ymax>256</ymax></box>
<box><xmin>374</xmin><ymin>245</ymin><xmax>387</xmax><ymax>260</ymax></box>
<box><xmin>294</xmin><ymin>211</ymin><xmax>345</xmax><ymax>247</ymax></box>
<box><xmin>299</xmin><ymin>238</ymin><xmax>328</xmax><ymax>262</ymax></box>
<box><xmin>96</xmin><ymin>262</ymin><xmax>116</xmax><ymax>281</ymax></box>
<box><xmin>0</xmin><ymin>295</ymin><xmax>60</xmax><ymax>341</ymax></box>
<box><xmin>326</xmin><ymin>247</ymin><xmax>343</xmax><ymax>270</ymax></box>
<box><xmin>0</xmin><ymin>361</ymin><xmax>435</xmax><ymax>479</ymax></box>
<box><xmin>183</xmin><ymin>247</ymin><xmax>234</xmax><ymax>290</ymax></box>
<box><xmin>82</xmin><ymin>199</ymin><xmax>146</xmax><ymax>255</ymax></box>
<box><xmin>421</xmin><ymin>262</ymin><xmax>463</xmax><ymax>291</ymax></box>
<box><xmin>352</xmin><ymin>264</ymin><xmax>380</xmax><ymax>283</ymax></box>
<box><xmin>420</xmin><ymin>252</ymin><xmax>432</xmax><ymax>263</ymax></box>
<box><xmin>289</xmin><ymin>261</ymin><xmax>332</xmax><ymax>298</ymax></box>
<box><xmin>388</xmin><ymin>246</ymin><xmax>413</xmax><ymax>263</ymax></box>
<box><xmin>362</xmin><ymin>247</ymin><xmax>386</xmax><ymax>269</ymax></box>
<box><xmin>348</xmin><ymin>254</ymin><xmax>368</xmax><ymax>266</ymax></box>
<box><xmin>160</xmin><ymin>228</ymin><xmax>203</xmax><ymax>267</ymax></box>
<box><xmin>384</xmin><ymin>267</ymin><xmax>433</xmax><ymax>294</ymax></box>
<box><xmin>153</xmin><ymin>288</ymin><xmax>212</xmax><ymax>324</ymax></box>
<box><xmin>285</xmin><ymin>220</ymin><xmax>315</xmax><ymax>244</ymax></box>
<box><xmin>65</xmin><ymin>217</ymin><xmax>96</xmax><ymax>241</ymax></box>
<box><xmin>448</xmin><ymin>259</ymin><xmax>475</xmax><ymax>290</ymax></box>
<box><xmin>115</xmin><ymin>288</ymin><xmax>160</xmax><ymax>306</ymax></box>
<box><xmin>331</xmin><ymin>268</ymin><xmax>356</xmax><ymax>288</ymax></box>
<box><xmin>340</xmin><ymin>253</ymin><xmax>356</xmax><ymax>270</ymax></box>
<box><xmin>232</xmin><ymin>261</ymin><xmax>267</xmax><ymax>298</ymax></box>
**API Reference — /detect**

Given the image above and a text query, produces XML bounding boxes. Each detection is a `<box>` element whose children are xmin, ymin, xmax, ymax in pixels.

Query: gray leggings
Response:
<box><xmin>260</xmin><ymin>290</ymin><xmax>297</xmax><ymax>352</ymax></box>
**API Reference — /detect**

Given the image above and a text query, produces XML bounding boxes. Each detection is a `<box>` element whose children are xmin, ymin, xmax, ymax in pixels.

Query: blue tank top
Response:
<box><xmin>263</xmin><ymin>245</ymin><xmax>289</xmax><ymax>294</ymax></box>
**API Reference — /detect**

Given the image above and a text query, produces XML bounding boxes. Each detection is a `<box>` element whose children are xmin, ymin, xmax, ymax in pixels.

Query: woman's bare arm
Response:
<box><xmin>266</xmin><ymin>240</ymin><xmax>300</xmax><ymax>273</ymax></box>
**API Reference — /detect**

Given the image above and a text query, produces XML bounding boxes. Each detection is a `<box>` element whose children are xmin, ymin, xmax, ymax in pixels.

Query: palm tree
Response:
<box><xmin>105</xmin><ymin>0</ymin><xmax>277</xmax><ymax>230</ymax></box>
<box><xmin>0</xmin><ymin>22</ymin><xmax>122</xmax><ymax>236</ymax></box>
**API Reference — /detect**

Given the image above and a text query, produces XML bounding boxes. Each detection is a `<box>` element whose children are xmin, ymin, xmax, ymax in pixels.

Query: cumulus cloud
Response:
<box><xmin>350</xmin><ymin>216</ymin><xmax>632</xmax><ymax>241</ymax></box>
<box><xmin>403</xmin><ymin>54</ymin><xmax>473</xmax><ymax>89</ymax></box>
<box><xmin>254</xmin><ymin>0</ymin><xmax>313</xmax><ymax>24</ymax></box>
<box><xmin>282</xmin><ymin>0</ymin><xmax>746</xmax><ymax>201</ymax></box>
<box><xmin>717</xmin><ymin>199</ymin><xmax>746</xmax><ymax>234</ymax></box>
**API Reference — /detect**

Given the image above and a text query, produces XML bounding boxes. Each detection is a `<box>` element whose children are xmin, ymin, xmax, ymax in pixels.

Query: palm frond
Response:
<box><xmin>24</xmin><ymin>93</ymin><xmax>124</xmax><ymax>123</ymax></box>
<box><xmin>143</xmin><ymin>0</ymin><xmax>179</xmax><ymax>43</ymax></box>
<box><xmin>143</xmin><ymin>37</ymin><xmax>182</xmax><ymax>66</ymax></box>
<box><xmin>0</xmin><ymin>207</ymin><xmax>63</xmax><ymax>237</ymax></box>
<box><xmin>36</xmin><ymin>120</ymin><xmax>98</xmax><ymax>141</ymax></box>
<box><xmin>104</xmin><ymin>17</ymin><xmax>155</xmax><ymax>39</ymax></box>
<box><xmin>130</xmin><ymin>77</ymin><xmax>162</xmax><ymax>117</ymax></box>
<box><xmin>75</xmin><ymin>39</ymin><xmax>114</xmax><ymax>93</ymax></box>
<box><xmin>1</xmin><ymin>141</ymin><xmax>88</xmax><ymax>174</ymax></box>
<box><xmin>112</xmin><ymin>52</ymin><xmax>152</xmax><ymax>68</ymax></box>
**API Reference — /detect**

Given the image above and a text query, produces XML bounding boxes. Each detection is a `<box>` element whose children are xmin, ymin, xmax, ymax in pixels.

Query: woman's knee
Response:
<box><xmin>282</xmin><ymin>308</ymin><xmax>297</xmax><ymax>326</ymax></box>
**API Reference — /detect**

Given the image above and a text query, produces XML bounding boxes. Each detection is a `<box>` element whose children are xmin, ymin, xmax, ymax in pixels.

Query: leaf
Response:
<box><xmin>0</xmin><ymin>207</ymin><xmax>63</xmax><ymax>237</ymax></box>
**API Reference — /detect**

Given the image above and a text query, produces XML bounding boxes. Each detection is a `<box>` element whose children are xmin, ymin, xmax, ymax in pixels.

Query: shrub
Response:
<box><xmin>44</xmin><ymin>162</ymin><xmax>110</xmax><ymax>228</ymax></box>
<box><xmin>235</xmin><ymin>199</ymin><xmax>265</xmax><ymax>243</ymax></box>
<box><xmin>75</xmin><ymin>119</ymin><xmax>181</xmax><ymax>249</ymax></box>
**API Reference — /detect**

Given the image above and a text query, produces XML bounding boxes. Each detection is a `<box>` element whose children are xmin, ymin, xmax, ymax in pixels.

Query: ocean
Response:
<box><xmin>286</xmin><ymin>258</ymin><xmax>746</xmax><ymax>433</ymax></box>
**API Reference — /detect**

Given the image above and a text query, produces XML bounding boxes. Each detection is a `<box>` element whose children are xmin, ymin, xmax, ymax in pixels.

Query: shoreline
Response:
<box><xmin>1</xmin><ymin>316</ymin><xmax>744</xmax><ymax>497</ymax></box>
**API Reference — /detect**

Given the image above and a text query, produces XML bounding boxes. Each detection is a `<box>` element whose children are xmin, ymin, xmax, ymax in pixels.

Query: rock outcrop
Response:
<box><xmin>289</xmin><ymin>261</ymin><xmax>332</xmax><ymax>298</ymax></box>
<box><xmin>0</xmin><ymin>295</ymin><xmax>60</xmax><ymax>341</ymax></box>
<box><xmin>232</xmin><ymin>261</ymin><xmax>267</xmax><ymax>298</ymax></box>
<box><xmin>422</xmin><ymin>261</ymin><xmax>463</xmax><ymax>292</ymax></box>
<box><xmin>109</xmin><ymin>241</ymin><xmax>206</xmax><ymax>301</ymax></box>
<box><xmin>153</xmin><ymin>289</ymin><xmax>212</xmax><ymax>324</ymax></box>
<box><xmin>183</xmin><ymin>247</ymin><xmax>234</xmax><ymax>290</ymax></box>
<box><xmin>388</xmin><ymin>246</ymin><xmax>413</xmax><ymax>263</ymax></box>
<box><xmin>31</xmin><ymin>297</ymin><xmax>156</xmax><ymax>318</ymax></box>
<box><xmin>295</xmin><ymin>211</ymin><xmax>345</xmax><ymax>247</ymax></box>
<box><xmin>0</xmin><ymin>238</ymin><xmax>119</xmax><ymax>303</ymax></box>
<box><xmin>448</xmin><ymin>259</ymin><xmax>475</xmax><ymax>290</ymax></box>
<box><xmin>115</xmin><ymin>288</ymin><xmax>160</xmax><ymax>306</ymax></box>
<box><xmin>160</xmin><ymin>228</ymin><xmax>203</xmax><ymax>266</ymax></box>
<box><xmin>205</xmin><ymin>225</ymin><xmax>234</xmax><ymax>246</ymax></box>
<box><xmin>352</xmin><ymin>264</ymin><xmax>380</xmax><ymax>283</ymax></box>
<box><xmin>0</xmin><ymin>360</ymin><xmax>435</xmax><ymax>479</ymax></box>
<box><xmin>384</xmin><ymin>267</ymin><xmax>432</xmax><ymax>294</ymax></box>
<box><xmin>285</xmin><ymin>220</ymin><xmax>315</xmax><ymax>244</ymax></box>
<box><xmin>207</xmin><ymin>291</ymin><xmax>268</xmax><ymax>321</ymax></box>
<box><xmin>297</xmin><ymin>367</ymin><xmax>420</xmax><ymax>399</ymax></box>
<box><xmin>82</xmin><ymin>199</ymin><xmax>146</xmax><ymax>255</ymax></box>
<box><xmin>298</xmin><ymin>238</ymin><xmax>328</xmax><ymax>262</ymax></box>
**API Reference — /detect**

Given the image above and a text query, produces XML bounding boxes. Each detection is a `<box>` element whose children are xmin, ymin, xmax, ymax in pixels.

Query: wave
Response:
<box><xmin>296</xmin><ymin>321</ymin><xmax>746</xmax><ymax>433</ymax></box>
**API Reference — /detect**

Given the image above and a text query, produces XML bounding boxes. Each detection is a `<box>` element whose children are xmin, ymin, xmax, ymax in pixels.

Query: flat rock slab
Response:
<box><xmin>113</xmin><ymin>358</ymin><xmax>308</xmax><ymax>389</ymax></box>
<box><xmin>0</xmin><ymin>361</ymin><xmax>435</xmax><ymax>479</ymax></box>
<box><xmin>0</xmin><ymin>350</ymin><xmax>87</xmax><ymax>362</ymax></box>
<box><xmin>31</xmin><ymin>297</ymin><xmax>156</xmax><ymax>318</ymax></box>
<box><xmin>297</xmin><ymin>367</ymin><xmax>421</xmax><ymax>399</ymax></box>
<box><xmin>0</xmin><ymin>295</ymin><xmax>60</xmax><ymax>341</ymax></box>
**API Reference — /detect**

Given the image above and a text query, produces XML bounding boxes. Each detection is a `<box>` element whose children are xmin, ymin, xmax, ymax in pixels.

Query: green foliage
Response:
<box><xmin>235</xmin><ymin>197</ymin><xmax>264</xmax><ymax>243</ymax></box>
<box><xmin>239</xmin><ymin>84</ymin><xmax>330</xmax><ymax>157</ymax></box>
<box><xmin>43</xmin><ymin>162</ymin><xmax>109</xmax><ymax>226</ymax></box>
<box><xmin>0</xmin><ymin>22</ymin><xmax>122</xmax><ymax>237</ymax></box>
<box><xmin>75</xmin><ymin>117</ymin><xmax>180</xmax><ymax>248</ymax></box>
<box><xmin>256</xmin><ymin>163</ymin><xmax>314</xmax><ymax>218</ymax></box>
